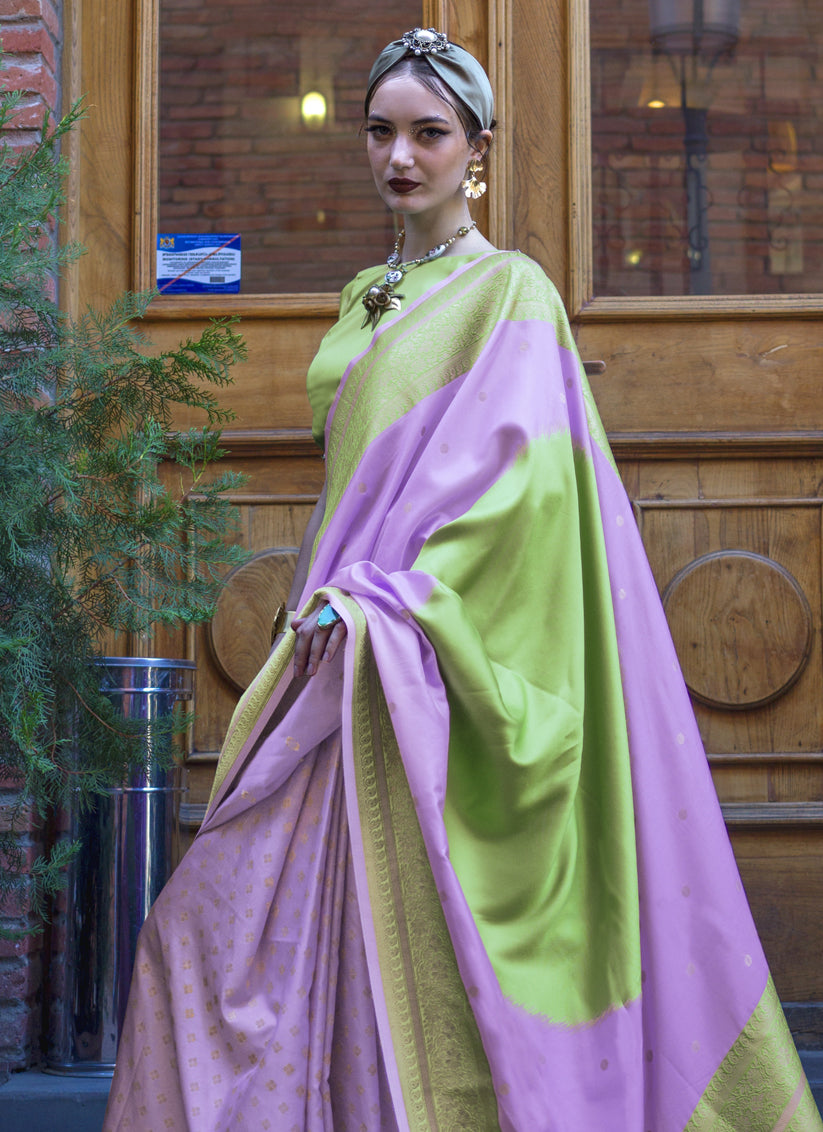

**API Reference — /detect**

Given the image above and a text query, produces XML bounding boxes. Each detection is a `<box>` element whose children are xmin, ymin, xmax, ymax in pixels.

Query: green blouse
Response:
<box><xmin>307</xmin><ymin>254</ymin><xmax>486</xmax><ymax>450</ymax></box>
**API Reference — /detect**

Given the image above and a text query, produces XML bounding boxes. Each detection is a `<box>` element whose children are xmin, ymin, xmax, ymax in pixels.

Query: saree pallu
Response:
<box><xmin>105</xmin><ymin>252</ymin><xmax>821</xmax><ymax>1132</ymax></box>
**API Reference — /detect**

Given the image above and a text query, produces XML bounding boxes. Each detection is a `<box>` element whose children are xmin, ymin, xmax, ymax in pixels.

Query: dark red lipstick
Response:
<box><xmin>388</xmin><ymin>178</ymin><xmax>420</xmax><ymax>194</ymax></box>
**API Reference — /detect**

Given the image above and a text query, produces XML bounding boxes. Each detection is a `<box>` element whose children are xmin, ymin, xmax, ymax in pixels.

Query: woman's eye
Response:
<box><xmin>365</xmin><ymin>125</ymin><xmax>392</xmax><ymax>138</ymax></box>
<box><xmin>420</xmin><ymin>128</ymin><xmax>446</xmax><ymax>140</ymax></box>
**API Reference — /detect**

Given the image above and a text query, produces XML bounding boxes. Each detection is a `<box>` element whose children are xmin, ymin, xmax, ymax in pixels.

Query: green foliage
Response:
<box><xmin>0</xmin><ymin>92</ymin><xmax>249</xmax><ymax>931</ymax></box>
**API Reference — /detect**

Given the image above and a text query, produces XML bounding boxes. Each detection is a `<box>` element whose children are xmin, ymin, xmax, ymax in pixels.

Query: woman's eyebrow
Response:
<box><xmin>366</xmin><ymin>113</ymin><xmax>451</xmax><ymax>126</ymax></box>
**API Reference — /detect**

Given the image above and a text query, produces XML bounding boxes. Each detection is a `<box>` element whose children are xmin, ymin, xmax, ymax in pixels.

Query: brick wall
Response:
<box><xmin>591</xmin><ymin>0</ymin><xmax>823</xmax><ymax>296</ymax></box>
<box><xmin>0</xmin><ymin>0</ymin><xmax>62</xmax><ymax>1076</ymax></box>
<box><xmin>159</xmin><ymin>0</ymin><xmax>423</xmax><ymax>294</ymax></box>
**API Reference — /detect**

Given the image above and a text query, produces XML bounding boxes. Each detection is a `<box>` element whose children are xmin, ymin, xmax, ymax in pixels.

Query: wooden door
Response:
<box><xmin>66</xmin><ymin>0</ymin><xmax>822</xmax><ymax>1033</ymax></box>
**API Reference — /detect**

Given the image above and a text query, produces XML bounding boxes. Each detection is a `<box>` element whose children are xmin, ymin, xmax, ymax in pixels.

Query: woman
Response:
<box><xmin>105</xmin><ymin>30</ymin><xmax>821</xmax><ymax>1132</ymax></box>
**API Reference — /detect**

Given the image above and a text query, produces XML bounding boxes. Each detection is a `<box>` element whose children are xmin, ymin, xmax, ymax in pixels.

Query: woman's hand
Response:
<box><xmin>292</xmin><ymin>603</ymin><xmax>347</xmax><ymax>678</ymax></box>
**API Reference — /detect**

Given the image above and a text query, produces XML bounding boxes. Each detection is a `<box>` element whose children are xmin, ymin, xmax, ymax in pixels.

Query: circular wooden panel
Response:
<box><xmin>209</xmin><ymin>549</ymin><xmax>298</xmax><ymax>692</ymax></box>
<box><xmin>662</xmin><ymin>550</ymin><xmax>812</xmax><ymax>710</ymax></box>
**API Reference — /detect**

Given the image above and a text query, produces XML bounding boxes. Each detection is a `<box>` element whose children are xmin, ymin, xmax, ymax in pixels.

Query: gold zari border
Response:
<box><xmin>686</xmin><ymin>976</ymin><xmax>822</xmax><ymax>1131</ymax></box>
<box><xmin>347</xmin><ymin>600</ymin><xmax>501</xmax><ymax>1132</ymax></box>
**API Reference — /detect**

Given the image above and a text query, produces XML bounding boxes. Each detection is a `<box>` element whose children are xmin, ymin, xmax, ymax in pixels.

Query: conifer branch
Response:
<box><xmin>0</xmin><ymin>87</ymin><xmax>250</xmax><ymax>933</ymax></box>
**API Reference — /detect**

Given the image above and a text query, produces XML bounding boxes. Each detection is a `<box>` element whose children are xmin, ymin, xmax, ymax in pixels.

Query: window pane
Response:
<box><xmin>159</xmin><ymin>3</ymin><xmax>422</xmax><ymax>293</ymax></box>
<box><xmin>590</xmin><ymin>0</ymin><xmax>823</xmax><ymax>296</ymax></box>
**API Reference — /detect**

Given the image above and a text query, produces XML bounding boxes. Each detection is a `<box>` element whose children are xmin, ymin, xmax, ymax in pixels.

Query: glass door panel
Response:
<box><xmin>159</xmin><ymin>2</ymin><xmax>422</xmax><ymax>293</ymax></box>
<box><xmin>590</xmin><ymin>0</ymin><xmax>823</xmax><ymax>297</ymax></box>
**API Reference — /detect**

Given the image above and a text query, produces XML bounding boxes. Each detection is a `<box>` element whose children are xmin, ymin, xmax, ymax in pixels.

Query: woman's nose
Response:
<box><xmin>390</xmin><ymin>137</ymin><xmax>414</xmax><ymax>169</ymax></box>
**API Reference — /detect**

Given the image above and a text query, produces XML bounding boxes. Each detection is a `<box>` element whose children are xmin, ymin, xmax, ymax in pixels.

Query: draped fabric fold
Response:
<box><xmin>105</xmin><ymin>252</ymin><xmax>820</xmax><ymax>1132</ymax></box>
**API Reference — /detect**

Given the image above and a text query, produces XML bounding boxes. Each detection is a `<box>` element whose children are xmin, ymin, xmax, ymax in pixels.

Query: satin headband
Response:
<box><xmin>365</xmin><ymin>28</ymin><xmax>495</xmax><ymax>132</ymax></box>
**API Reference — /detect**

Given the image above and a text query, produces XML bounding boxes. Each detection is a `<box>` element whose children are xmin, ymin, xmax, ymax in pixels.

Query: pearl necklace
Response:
<box><xmin>361</xmin><ymin>221</ymin><xmax>477</xmax><ymax>330</ymax></box>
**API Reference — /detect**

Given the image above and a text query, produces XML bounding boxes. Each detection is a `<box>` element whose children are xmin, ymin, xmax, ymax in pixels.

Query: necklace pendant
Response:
<box><xmin>361</xmin><ymin>282</ymin><xmax>405</xmax><ymax>330</ymax></box>
<box><xmin>362</xmin><ymin>220</ymin><xmax>476</xmax><ymax>331</ymax></box>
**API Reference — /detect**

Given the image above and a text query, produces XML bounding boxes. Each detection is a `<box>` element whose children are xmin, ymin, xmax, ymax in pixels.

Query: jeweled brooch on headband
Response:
<box><xmin>401</xmin><ymin>28</ymin><xmax>450</xmax><ymax>55</ymax></box>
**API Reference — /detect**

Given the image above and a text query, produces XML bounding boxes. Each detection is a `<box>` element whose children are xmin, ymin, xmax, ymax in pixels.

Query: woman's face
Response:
<box><xmin>365</xmin><ymin>73</ymin><xmax>485</xmax><ymax>222</ymax></box>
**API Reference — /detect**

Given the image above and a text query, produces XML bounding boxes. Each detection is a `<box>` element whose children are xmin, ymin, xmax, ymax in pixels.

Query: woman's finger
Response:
<box><xmin>305</xmin><ymin>628</ymin><xmax>327</xmax><ymax>677</ymax></box>
<box><xmin>322</xmin><ymin>620</ymin><xmax>347</xmax><ymax>663</ymax></box>
<box><xmin>292</xmin><ymin>616</ymin><xmax>318</xmax><ymax>678</ymax></box>
<box><xmin>291</xmin><ymin>606</ymin><xmax>347</xmax><ymax>677</ymax></box>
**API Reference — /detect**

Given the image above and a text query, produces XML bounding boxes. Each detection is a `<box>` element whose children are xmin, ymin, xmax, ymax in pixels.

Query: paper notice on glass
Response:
<box><xmin>156</xmin><ymin>234</ymin><xmax>241</xmax><ymax>294</ymax></box>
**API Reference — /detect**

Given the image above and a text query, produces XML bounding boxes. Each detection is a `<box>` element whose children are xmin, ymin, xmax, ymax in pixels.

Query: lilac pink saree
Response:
<box><xmin>105</xmin><ymin>252</ymin><xmax>821</xmax><ymax>1131</ymax></box>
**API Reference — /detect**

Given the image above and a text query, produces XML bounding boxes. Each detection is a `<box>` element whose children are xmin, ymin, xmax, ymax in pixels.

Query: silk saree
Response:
<box><xmin>105</xmin><ymin>252</ymin><xmax>821</xmax><ymax>1131</ymax></box>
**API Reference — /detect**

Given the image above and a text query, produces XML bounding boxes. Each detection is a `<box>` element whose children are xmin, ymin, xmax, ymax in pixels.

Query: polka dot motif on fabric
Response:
<box><xmin>478</xmin><ymin>391</ymin><xmax>488</xmax><ymax>401</ymax></box>
<box><xmin>676</xmin><ymin>732</ymin><xmax>686</xmax><ymax>745</ymax></box>
<box><xmin>744</xmin><ymin>954</ymin><xmax>752</xmax><ymax>967</ymax></box>
<box><xmin>681</xmin><ymin>885</ymin><xmax>691</xmax><ymax>897</ymax></box>
<box><xmin>678</xmin><ymin>808</ymin><xmax>688</xmax><ymax>820</ymax></box>
<box><xmin>600</xmin><ymin>1059</ymin><xmax>609</xmax><ymax>1071</ymax></box>
<box><xmin>616</xmin><ymin>515</ymin><xmax>625</xmax><ymax>527</ymax></box>
<box><xmin>357</xmin><ymin>482</ymin><xmax>367</xmax><ymax>494</ymax></box>
<box><xmin>440</xmin><ymin>443</ymin><xmax>449</xmax><ymax>454</ymax></box>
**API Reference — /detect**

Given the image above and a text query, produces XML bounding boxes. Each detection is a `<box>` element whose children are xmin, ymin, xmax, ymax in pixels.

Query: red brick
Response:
<box><xmin>0</xmin><ymin>129</ymin><xmax>40</xmax><ymax>151</ymax></box>
<box><xmin>0</xmin><ymin>61</ymin><xmax>58</xmax><ymax>106</ymax></box>
<box><xmin>0</xmin><ymin>793</ymin><xmax>38</xmax><ymax>834</ymax></box>
<box><xmin>1</xmin><ymin>92</ymin><xmax>47</xmax><ymax>129</ymax></box>
<box><xmin>0</xmin><ymin>22</ymin><xmax>57</xmax><ymax>71</ymax></box>
<box><xmin>192</xmin><ymin>138</ymin><xmax>252</xmax><ymax>156</ymax></box>
<box><xmin>0</xmin><ymin>955</ymin><xmax>41</xmax><ymax>1001</ymax></box>
<box><xmin>0</xmin><ymin>924</ymin><xmax>43</xmax><ymax>959</ymax></box>
<box><xmin>171</xmin><ymin>186</ymin><xmax>224</xmax><ymax>203</ymax></box>
<box><xmin>0</xmin><ymin>0</ymin><xmax>58</xmax><ymax>36</ymax></box>
<box><xmin>0</xmin><ymin>1000</ymin><xmax>38</xmax><ymax>1065</ymax></box>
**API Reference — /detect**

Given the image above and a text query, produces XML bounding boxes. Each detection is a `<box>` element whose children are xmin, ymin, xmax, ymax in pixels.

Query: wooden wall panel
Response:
<box><xmin>732</xmin><ymin>829</ymin><xmax>823</xmax><ymax>1001</ymax></box>
<box><xmin>143</xmin><ymin>317</ymin><xmax>331</xmax><ymax>432</ymax></box>
<box><xmin>585</xmin><ymin>321</ymin><xmax>823</xmax><ymax>434</ymax></box>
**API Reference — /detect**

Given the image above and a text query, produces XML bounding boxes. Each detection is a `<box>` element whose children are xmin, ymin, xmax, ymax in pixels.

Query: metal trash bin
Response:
<box><xmin>47</xmin><ymin>657</ymin><xmax>195</xmax><ymax>1076</ymax></box>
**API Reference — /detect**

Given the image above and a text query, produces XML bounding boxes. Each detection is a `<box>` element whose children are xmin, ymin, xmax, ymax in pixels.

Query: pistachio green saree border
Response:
<box><xmin>686</xmin><ymin>976</ymin><xmax>818</xmax><ymax>1131</ymax></box>
<box><xmin>346</xmin><ymin>599</ymin><xmax>501</xmax><ymax>1132</ymax></box>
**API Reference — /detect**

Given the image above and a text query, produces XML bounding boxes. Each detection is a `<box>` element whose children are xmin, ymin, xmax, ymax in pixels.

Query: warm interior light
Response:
<box><xmin>625</xmin><ymin>249</ymin><xmax>643</xmax><ymax>266</ymax></box>
<box><xmin>301</xmin><ymin>91</ymin><xmax>327</xmax><ymax>130</ymax></box>
<box><xmin>647</xmin><ymin>97</ymin><xmax>666</xmax><ymax>108</ymax></box>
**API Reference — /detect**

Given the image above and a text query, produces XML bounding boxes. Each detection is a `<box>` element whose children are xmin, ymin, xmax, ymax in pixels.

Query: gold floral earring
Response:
<box><xmin>462</xmin><ymin>156</ymin><xmax>487</xmax><ymax>199</ymax></box>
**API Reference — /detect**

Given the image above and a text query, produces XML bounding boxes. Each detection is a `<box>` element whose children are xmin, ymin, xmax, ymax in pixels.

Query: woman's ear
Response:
<box><xmin>473</xmin><ymin>129</ymin><xmax>493</xmax><ymax>160</ymax></box>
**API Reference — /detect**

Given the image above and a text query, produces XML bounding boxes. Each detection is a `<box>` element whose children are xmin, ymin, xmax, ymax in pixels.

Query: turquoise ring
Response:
<box><xmin>316</xmin><ymin>604</ymin><xmax>342</xmax><ymax>630</ymax></box>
